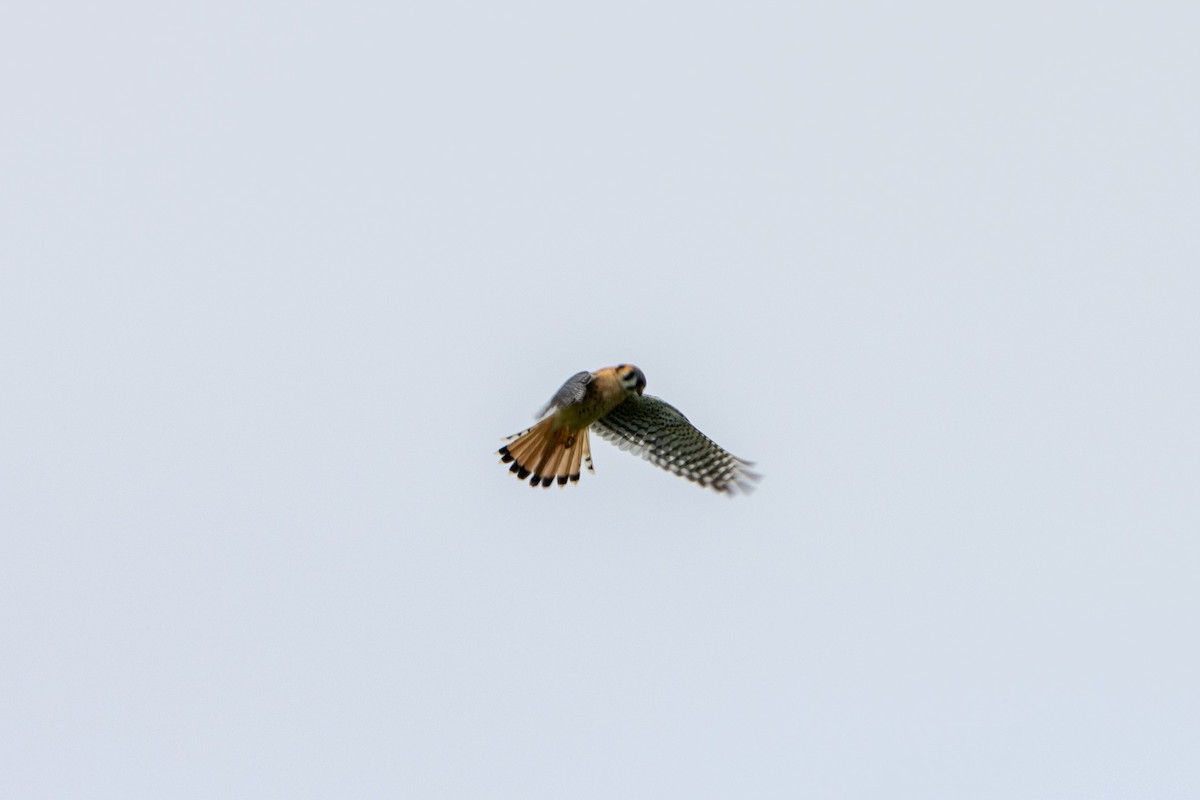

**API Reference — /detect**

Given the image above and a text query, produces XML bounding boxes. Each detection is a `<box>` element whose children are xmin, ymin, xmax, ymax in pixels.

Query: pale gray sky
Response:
<box><xmin>2</xmin><ymin>1</ymin><xmax>1198</xmax><ymax>797</ymax></box>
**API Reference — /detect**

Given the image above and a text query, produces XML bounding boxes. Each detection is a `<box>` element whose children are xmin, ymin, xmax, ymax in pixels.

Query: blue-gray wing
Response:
<box><xmin>591</xmin><ymin>394</ymin><xmax>760</xmax><ymax>495</ymax></box>
<box><xmin>537</xmin><ymin>370</ymin><xmax>593</xmax><ymax>417</ymax></box>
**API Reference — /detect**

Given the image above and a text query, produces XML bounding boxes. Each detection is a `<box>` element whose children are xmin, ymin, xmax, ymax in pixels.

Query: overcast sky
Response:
<box><xmin>2</xmin><ymin>1</ymin><xmax>1198</xmax><ymax>797</ymax></box>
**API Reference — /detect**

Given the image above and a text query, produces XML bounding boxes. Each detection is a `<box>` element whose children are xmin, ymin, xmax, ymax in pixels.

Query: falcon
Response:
<box><xmin>498</xmin><ymin>364</ymin><xmax>759</xmax><ymax>494</ymax></box>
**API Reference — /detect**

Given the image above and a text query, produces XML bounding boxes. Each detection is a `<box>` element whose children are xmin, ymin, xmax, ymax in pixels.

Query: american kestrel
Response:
<box><xmin>498</xmin><ymin>364</ymin><xmax>760</xmax><ymax>494</ymax></box>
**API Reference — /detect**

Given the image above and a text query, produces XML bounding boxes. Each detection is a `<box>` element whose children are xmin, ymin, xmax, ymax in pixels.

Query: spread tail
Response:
<box><xmin>498</xmin><ymin>419</ymin><xmax>593</xmax><ymax>488</ymax></box>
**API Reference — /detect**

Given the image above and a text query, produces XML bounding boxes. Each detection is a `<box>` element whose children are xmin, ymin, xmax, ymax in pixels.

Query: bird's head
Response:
<box><xmin>615</xmin><ymin>364</ymin><xmax>647</xmax><ymax>395</ymax></box>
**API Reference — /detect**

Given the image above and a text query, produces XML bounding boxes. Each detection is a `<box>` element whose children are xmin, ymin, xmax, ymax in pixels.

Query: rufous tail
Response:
<box><xmin>499</xmin><ymin>419</ymin><xmax>593</xmax><ymax>488</ymax></box>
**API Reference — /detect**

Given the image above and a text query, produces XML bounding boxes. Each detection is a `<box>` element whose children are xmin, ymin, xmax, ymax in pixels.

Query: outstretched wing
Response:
<box><xmin>591</xmin><ymin>394</ymin><xmax>760</xmax><ymax>495</ymax></box>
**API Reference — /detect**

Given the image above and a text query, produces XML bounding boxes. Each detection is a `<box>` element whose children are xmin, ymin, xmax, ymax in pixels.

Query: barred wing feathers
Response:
<box><xmin>591</xmin><ymin>394</ymin><xmax>760</xmax><ymax>495</ymax></box>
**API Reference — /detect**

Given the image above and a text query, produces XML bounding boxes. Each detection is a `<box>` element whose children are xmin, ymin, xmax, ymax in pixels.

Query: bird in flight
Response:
<box><xmin>498</xmin><ymin>364</ymin><xmax>759</xmax><ymax>494</ymax></box>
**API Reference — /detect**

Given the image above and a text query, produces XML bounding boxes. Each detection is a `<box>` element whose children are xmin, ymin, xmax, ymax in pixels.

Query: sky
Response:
<box><xmin>2</xmin><ymin>1</ymin><xmax>1198</xmax><ymax>797</ymax></box>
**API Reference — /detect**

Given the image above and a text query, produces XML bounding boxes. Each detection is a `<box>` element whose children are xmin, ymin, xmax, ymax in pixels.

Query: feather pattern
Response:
<box><xmin>591</xmin><ymin>394</ymin><xmax>760</xmax><ymax>495</ymax></box>
<box><xmin>498</xmin><ymin>418</ymin><xmax>591</xmax><ymax>489</ymax></box>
